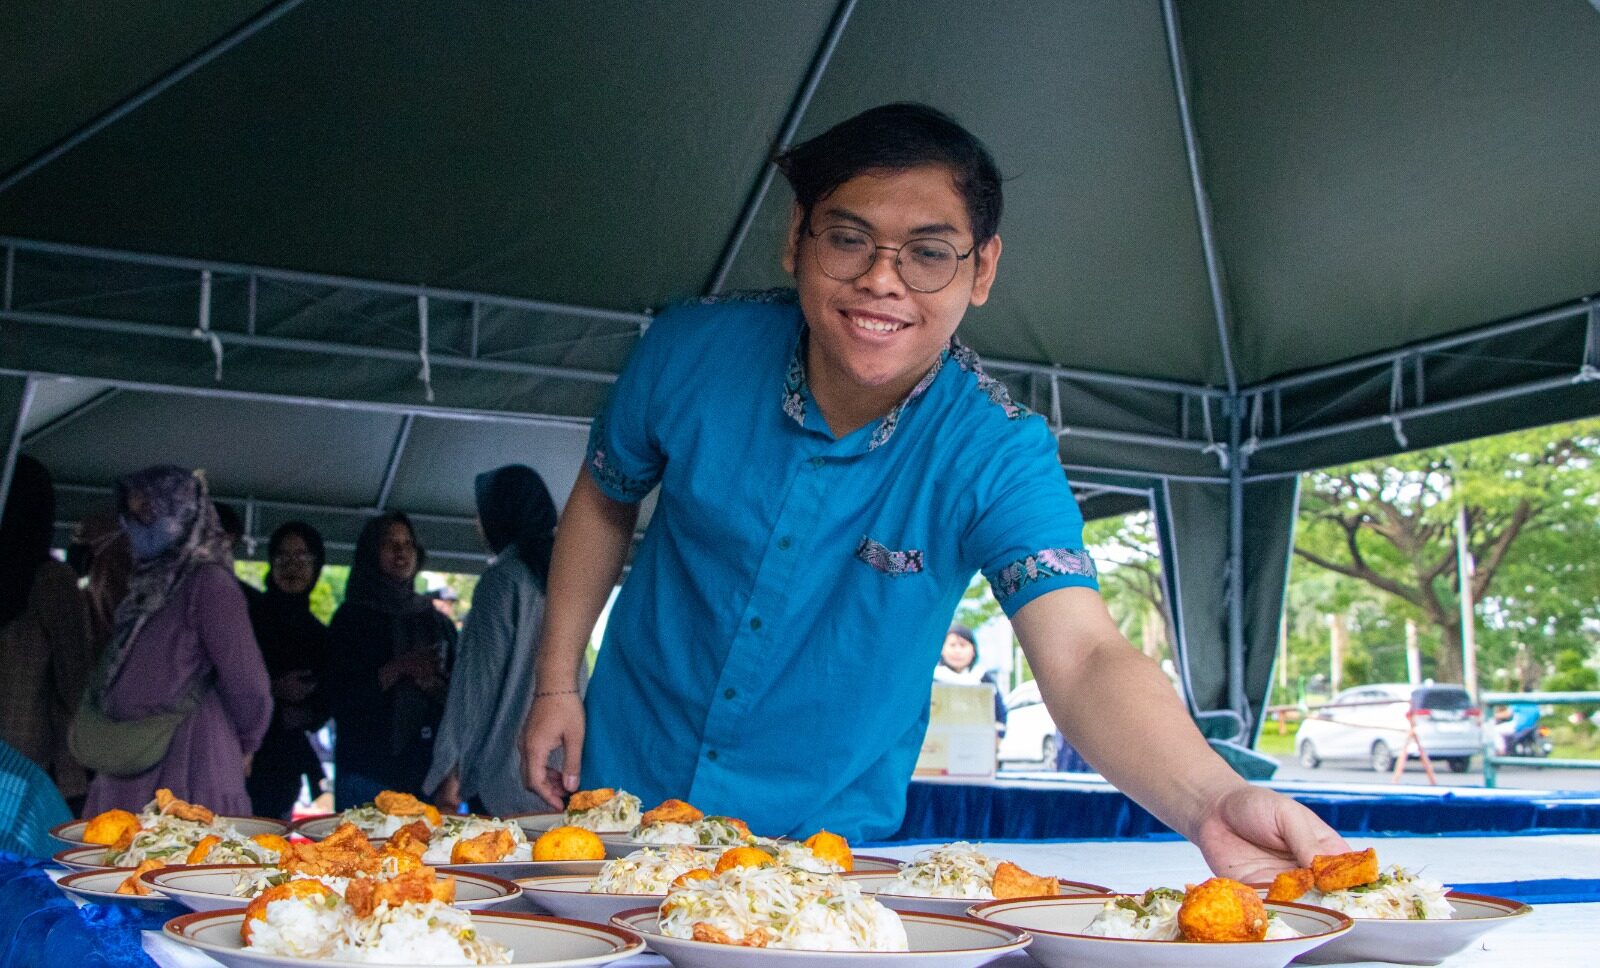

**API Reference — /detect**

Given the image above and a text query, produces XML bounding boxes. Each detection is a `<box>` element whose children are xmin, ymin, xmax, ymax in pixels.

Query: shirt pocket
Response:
<box><xmin>854</xmin><ymin>535</ymin><xmax>925</xmax><ymax>577</ymax></box>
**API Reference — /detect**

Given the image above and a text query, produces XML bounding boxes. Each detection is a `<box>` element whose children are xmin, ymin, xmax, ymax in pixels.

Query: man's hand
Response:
<box><xmin>520</xmin><ymin>692</ymin><xmax>585</xmax><ymax>809</ymax></box>
<box><xmin>1190</xmin><ymin>785</ymin><xmax>1350</xmax><ymax>882</ymax></box>
<box><xmin>434</xmin><ymin>771</ymin><xmax>462</xmax><ymax>814</ymax></box>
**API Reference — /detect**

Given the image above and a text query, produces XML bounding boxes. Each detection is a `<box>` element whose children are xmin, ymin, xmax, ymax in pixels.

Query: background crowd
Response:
<box><xmin>0</xmin><ymin>456</ymin><xmax>560</xmax><ymax>821</ymax></box>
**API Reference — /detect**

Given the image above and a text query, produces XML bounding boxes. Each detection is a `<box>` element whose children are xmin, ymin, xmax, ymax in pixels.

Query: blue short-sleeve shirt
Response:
<box><xmin>581</xmin><ymin>290</ymin><xmax>1098</xmax><ymax>840</ymax></box>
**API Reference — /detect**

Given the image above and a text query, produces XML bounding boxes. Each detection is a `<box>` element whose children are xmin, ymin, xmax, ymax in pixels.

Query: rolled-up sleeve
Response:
<box><xmin>963</xmin><ymin>417</ymin><xmax>1099</xmax><ymax>617</ymax></box>
<box><xmin>585</xmin><ymin>310</ymin><xmax>692</xmax><ymax>503</ymax></box>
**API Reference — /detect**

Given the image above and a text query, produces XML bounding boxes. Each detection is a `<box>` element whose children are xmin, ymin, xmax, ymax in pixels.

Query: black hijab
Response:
<box><xmin>474</xmin><ymin>464</ymin><xmax>557</xmax><ymax>591</ymax></box>
<box><xmin>0</xmin><ymin>455</ymin><xmax>54</xmax><ymax>627</ymax></box>
<box><xmin>263</xmin><ymin>520</ymin><xmax>327</xmax><ymax>603</ymax></box>
<box><xmin>345</xmin><ymin>511</ymin><xmax>431</xmax><ymax>615</ymax></box>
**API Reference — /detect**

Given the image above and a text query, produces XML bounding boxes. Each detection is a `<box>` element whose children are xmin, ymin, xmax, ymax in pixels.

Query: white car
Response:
<box><xmin>998</xmin><ymin>680</ymin><xmax>1060</xmax><ymax>766</ymax></box>
<box><xmin>1293</xmin><ymin>683</ymin><xmax>1482</xmax><ymax>773</ymax></box>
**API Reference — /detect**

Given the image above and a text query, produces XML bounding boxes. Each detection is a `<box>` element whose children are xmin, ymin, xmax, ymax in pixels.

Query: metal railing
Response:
<box><xmin>1480</xmin><ymin>691</ymin><xmax>1600</xmax><ymax>788</ymax></box>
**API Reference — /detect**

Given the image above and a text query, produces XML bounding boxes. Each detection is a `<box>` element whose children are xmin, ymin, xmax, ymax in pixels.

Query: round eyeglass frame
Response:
<box><xmin>805</xmin><ymin>225</ymin><xmax>976</xmax><ymax>293</ymax></box>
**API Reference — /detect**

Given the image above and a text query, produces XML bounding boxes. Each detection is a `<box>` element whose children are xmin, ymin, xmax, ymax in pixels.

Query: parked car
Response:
<box><xmin>1294</xmin><ymin>683</ymin><xmax>1482</xmax><ymax>773</ymax></box>
<box><xmin>998</xmin><ymin>680</ymin><xmax>1059</xmax><ymax>766</ymax></box>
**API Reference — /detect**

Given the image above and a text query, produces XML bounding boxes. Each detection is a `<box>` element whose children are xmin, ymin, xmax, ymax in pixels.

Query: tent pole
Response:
<box><xmin>0</xmin><ymin>0</ymin><xmax>308</xmax><ymax>197</ymax></box>
<box><xmin>21</xmin><ymin>387</ymin><xmax>122</xmax><ymax>448</ymax></box>
<box><xmin>374</xmin><ymin>414</ymin><xmax>415</xmax><ymax>510</ymax></box>
<box><xmin>0</xmin><ymin>377</ymin><xmax>36</xmax><ymax>515</ymax></box>
<box><xmin>1227</xmin><ymin>396</ymin><xmax>1249</xmax><ymax>731</ymax></box>
<box><xmin>705</xmin><ymin>0</ymin><xmax>859</xmax><ymax>294</ymax></box>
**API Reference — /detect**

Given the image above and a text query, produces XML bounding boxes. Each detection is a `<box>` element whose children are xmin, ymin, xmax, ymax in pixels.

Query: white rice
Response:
<box><xmin>659</xmin><ymin>865</ymin><xmax>907</xmax><ymax>951</ymax></box>
<box><xmin>1303</xmin><ymin>867</ymin><xmax>1453</xmax><ymax>920</ymax></box>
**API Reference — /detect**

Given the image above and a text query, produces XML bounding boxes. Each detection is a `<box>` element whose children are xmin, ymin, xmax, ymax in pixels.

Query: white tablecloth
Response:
<box><xmin>140</xmin><ymin>833</ymin><xmax>1600</xmax><ymax>968</ymax></box>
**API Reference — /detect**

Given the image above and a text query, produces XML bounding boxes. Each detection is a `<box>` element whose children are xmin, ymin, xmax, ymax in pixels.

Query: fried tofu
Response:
<box><xmin>344</xmin><ymin>868</ymin><xmax>455</xmax><ymax>917</ymax></box>
<box><xmin>802</xmin><ymin>830</ymin><xmax>854</xmax><ymax>872</ymax></box>
<box><xmin>992</xmin><ymin>861</ymin><xmax>1060</xmax><ymax>899</ymax></box>
<box><xmin>640</xmin><ymin>798</ymin><xmax>703</xmax><ymax>827</ymax></box>
<box><xmin>1267</xmin><ymin>867</ymin><xmax>1315</xmax><ymax>903</ymax></box>
<box><xmin>387</xmin><ymin>820</ymin><xmax>433</xmax><ymax>856</ymax></box>
<box><xmin>1312</xmin><ymin>848</ymin><xmax>1379</xmax><ymax>893</ymax></box>
<box><xmin>115</xmin><ymin>859</ymin><xmax>165</xmax><ymax>895</ymax></box>
<box><xmin>692</xmin><ymin>923</ymin><xmax>772</xmax><ymax>947</ymax></box>
<box><xmin>1178</xmin><ymin>877</ymin><xmax>1268</xmax><ymax>942</ymax></box>
<box><xmin>531</xmin><ymin>825</ymin><xmax>605</xmax><ymax>861</ymax></box>
<box><xmin>82</xmin><ymin>809</ymin><xmax>140</xmax><ymax>847</ymax></box>
<box><xmin>450</xmin><ymin>828</ymin><xmax>518</xmax><ymax>864</ymax></box>
<box><xmin>373</xmin><ymin>790</ymin><xmax>442</xmax><ymax>825</ymax></box>
<box><xmin>567</xmin><ymin>788</ymin><xmax>615</xmax><ymax>812</ymax></box>
<box><xmin>154</xmin><ymin>788</ymin><xmax>215</xmax><ymax>823</ymax></box>
<box><xmin>281</xmin><ymin>823</ymin><xmax>383</xmax><ymax>878</ymax></box>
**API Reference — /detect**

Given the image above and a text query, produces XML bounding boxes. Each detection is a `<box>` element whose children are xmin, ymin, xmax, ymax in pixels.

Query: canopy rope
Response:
<box><xmin>417</xmin><ymin>294</ymin><xmax>435</xmax><ymax>402</ymax></box>
<box><xmin>191</xmin><ymin>269</ymin><xmax>223</xmax><ymax>382</ymax></box>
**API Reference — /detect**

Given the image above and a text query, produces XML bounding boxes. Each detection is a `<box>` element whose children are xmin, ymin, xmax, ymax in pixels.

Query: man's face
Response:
<box><xmin>784</xmin><ymin>165</ymin><xmax>1001</xmax><ymax>399</ymax></box>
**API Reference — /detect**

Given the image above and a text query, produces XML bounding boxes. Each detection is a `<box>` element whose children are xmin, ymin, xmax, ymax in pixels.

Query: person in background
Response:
<box><xmin>429</xmin><ymin>585</ymin><xmax>461</xmax><ymax>627</ymax></box>
<box><xmin>934</xmin><ymin>624</ymin><xmax>1007</xmax><ymax>737</ymax></box>
<box><xmin>76</xmin><ymin>512</ymin><xmax>132</xmax><ymax>660</ymax></box>
<box><xmin>427</xmin><ymin>465</ymin><xmax>566</xmax><ymax>816</ymax></box>
<box><xmin>0</xmin><ymin>456</ymin><xmax>93</xmax><ymax>811</ymax></box>
<box><xmin>214</xmin><ymin>501</ymin><xmax>262</xmax><ymax>607</ymax></box>
<box><xmin>245</xmin><ymin>522</ymin><xmax>332</xmax><ymax>820</ymax></box>
<box><xmin>82</xmin><ymin>466</ymin><xmax>272</xmax><ymax>815</ymax></box>
<box><xmin>329</xmin><ymin>512</ymin><xmax>456</xmax><ymax>807</ymax></box>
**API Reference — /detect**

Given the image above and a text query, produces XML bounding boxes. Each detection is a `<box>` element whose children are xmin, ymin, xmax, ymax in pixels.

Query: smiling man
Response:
<box><xmin>519</xmin><ymin>104</ymin><xmax>1346</xmax><ymax>879</ymax></box>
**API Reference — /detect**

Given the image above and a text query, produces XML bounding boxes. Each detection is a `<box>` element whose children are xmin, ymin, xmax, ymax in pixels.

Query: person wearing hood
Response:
<box><xmin>0</xmin><ymin>456</ymin><xmax>93</xmax><ymax>808</ymax></box>
<box><xmin>329</xmin><ymin>512</ymin><xmax>457</xmax><ymax>807</ymax></box>
<box><xmin>245</xmin><ymin>522</ymin><xmax>332</xmax><ymax>819</ymax></box>
<box><xmin>81</xmin><ymin>466</ymin><xmax>272</xmax><ymax>815</ymax></box>
<box><xmin>426</xmin><ymin>465</ymin><xmax>568</xmax><ymax>815</ymax></box>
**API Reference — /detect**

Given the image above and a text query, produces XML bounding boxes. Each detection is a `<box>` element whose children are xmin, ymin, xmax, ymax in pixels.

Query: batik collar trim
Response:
<box><xmin>782</xmin><ymin>330</ymin><xmax>950</xmax><ymax>450</ymax></box>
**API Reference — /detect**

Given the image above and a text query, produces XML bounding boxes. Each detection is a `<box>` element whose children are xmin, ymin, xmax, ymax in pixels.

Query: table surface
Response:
<box><xmin>107</xmin><ymin>833</ymin><xmax>1600</xmax><ymax>968</ymax></box>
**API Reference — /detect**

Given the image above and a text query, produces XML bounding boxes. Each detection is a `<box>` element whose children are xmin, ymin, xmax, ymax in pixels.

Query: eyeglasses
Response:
<box><xmin>806</xmin><ymin>225</ymin><xmax>976</xmax><ymax>293</ymax></box>
<box><xmin>272</xmin><ymin>552</ymin><xmax>316</xmax><ymax>566</ymax></box>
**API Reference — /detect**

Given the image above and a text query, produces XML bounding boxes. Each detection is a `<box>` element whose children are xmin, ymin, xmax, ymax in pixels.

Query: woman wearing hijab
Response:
<box><xmin>245</xmin><ymin>522</ymin><xmax>332</xmax><ymax>819</ymax></box>
<box><xmin>425</xmin><ymin>465</ymin><xmax>568</xmax><ymax>815</ymax></box>
<box><xmin>329</xmin><ymin>512</ymin><xmax>457</xmax><ymax>807</ymax></box>
<box><xmin>81</xmin><ymin>466</ymin><xmax>272</xmax><ymax>815</ymax></box>
<box><xmin>0</xmin><ymin>456</ymin><xmax>93</xmax><ymax>809</ymax></box>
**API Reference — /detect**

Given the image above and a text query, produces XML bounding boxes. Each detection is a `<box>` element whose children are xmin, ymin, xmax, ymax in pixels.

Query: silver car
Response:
<box><xmin>1294</xmin><ymin>683</ymin><xmax>1482</xmax><ymax>774</ymax></box>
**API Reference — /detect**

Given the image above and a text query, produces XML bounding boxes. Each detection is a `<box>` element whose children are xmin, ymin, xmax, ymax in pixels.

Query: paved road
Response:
<box><xmin>1265</xmin><ymin>756</ymin><xmax>1600</xmax><ymax>791</ymax></box>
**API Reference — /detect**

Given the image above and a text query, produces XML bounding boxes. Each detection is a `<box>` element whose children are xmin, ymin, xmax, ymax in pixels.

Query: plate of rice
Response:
<box><xmin>52</xmin><ymin>814</ymin><xmax>288</xmax><ymax>850</ymax></box>
<box><xmin>855</xmin><ymin>842</ymin><xmax>1109</xmax><ymax>915</ymax></box>
<box><xmin>165</xmin><ymin>906</ymin><xmax>644</xmax><ymax>968</ymax></box>
<box><xmin>1259</xmin><ymin>848</ymin><xmax>1531</xmax><ymax>965</ymax></box>
<box><xmin>145</xmin><ymin>863</ymin><xmax>523</xmax><ymax>913</ymax></box>
<box><xmin>969</xmin><ymin>886</ymin><xmax>1351</xmax><ymax>968</ymax></box>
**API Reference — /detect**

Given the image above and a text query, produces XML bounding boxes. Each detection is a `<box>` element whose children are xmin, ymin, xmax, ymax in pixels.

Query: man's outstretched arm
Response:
<box><xmin>518</xmin><ymin>467</ymin><xmax>640</xmax><ymax>807</ymax></box>
<box><xmin>1013</xmin><ymin>586</ymin><xmax>1348</xmax><ymax>880</ymax></box>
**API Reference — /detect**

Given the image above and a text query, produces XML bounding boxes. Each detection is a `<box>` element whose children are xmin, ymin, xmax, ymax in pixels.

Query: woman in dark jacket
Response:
<box><xmin>245</xmin><ymin>522</ymin><xmax>332</xmax><ymax>819</ymax></box>
<box><xmin>328</xmin><ymin>512</ymin><xmax>457</xmax><ymax>808</ymax></box>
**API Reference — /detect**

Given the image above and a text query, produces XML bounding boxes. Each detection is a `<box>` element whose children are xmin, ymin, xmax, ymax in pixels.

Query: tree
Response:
<box><xmin>1294</xmin><ymin>419</ymin><xmax>1600</xmax><ymax>685</ymax></box>
<box><xmin>1082</xmin><ymin>512</ymin><xmax>1173</xmax><ymax>663</ymax></box>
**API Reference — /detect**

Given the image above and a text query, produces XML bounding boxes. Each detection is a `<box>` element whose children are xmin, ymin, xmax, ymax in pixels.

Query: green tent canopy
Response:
<box><xmin>4</xmin><ymin>0</ymin><xmax>1598</xmax><ymax>739</ymax></box>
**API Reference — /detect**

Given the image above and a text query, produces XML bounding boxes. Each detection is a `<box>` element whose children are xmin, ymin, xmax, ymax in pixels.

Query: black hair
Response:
<box><xmin>774</xmin><ymin>102</ymin><xmax>1003</xmax><ymax>246</ymax></box>
<box><xmin>0</xmin><ymin>455</ymin><xmax>55</xmax><ymax>627</ymax></box>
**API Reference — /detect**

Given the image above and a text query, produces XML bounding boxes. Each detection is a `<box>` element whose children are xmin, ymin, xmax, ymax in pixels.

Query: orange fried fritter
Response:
<box><xmin>1178</xmin><ymin>877</ymin><xmax>1268</xmax><ymax>943</ymax></box>
<box><xmin>802</xmin><ymin>830</ymin><xmax>853</xmax><ymax>872</ymax></box>
<box><xmin>387</xmin><ymin>821</ymin><xmax>433</xmax><ymax>856</ymax></box>
<box><xmin>1312</xmin><ymin>848</ymin><xmax>1379</xmax><ymax>893</ymax></box>
<box><xmin>450</xmin><ymin>828</ymin><xmax>517</xmax><ymax>864</ymax></box>
<box><xmin>115</xmin><ymin>859</ymin><xmax>165</xmax><ymax>895</ymax></box>
<box><xmin>670</xmin><ymin>868</ymin><xmax>714</xmax><ymax>890</ymax></box>
<box><xmin>567</xmin><ymin>788</ymin><xmax>616</xmax><ymax>812</ymax></box>
<box><xmin>344</xmin><ymin>868</ymin><xmax>455</xmax><ymax>917</ymax></box>
<box><xmin>379</xmin><ymin>842</ymin><xmax>428</xmax><ymax>873</ymax></box>
<box><xmin>640</xmin><ymin>799</ymin><xmax>703</xmax><ymax>827</ymax></box>
<box><xmin>83</xmin><ymin>810</ymin><xmax>140</xmax><ymax>847</ymax></box>
<box><xmin>692</xmin><ymin>923</ymin><xmax>772</xmax><ymax>947</ymax></box>
<box><xmin>154</xmin><ymin>788</ymin><xmax>215</xmax><ymax>823</ymax></box>
<box><xmin>186</xmin><ymin>835</ymin><xmax>221</xmax><ymax>864</ymax></box>
<box><xmin>251</xmin><ymin>834</ymin><xmax>291</xmax><ymax>858</ymax></box>
<box><xmin>1267</xmin><ymin>867</ymin><xmax>1315</xmax><ymax>903</ymax></box>
<box><xmin>532</xmin><ymin>825</ymin><xmax>604</xmax><ymax>861</ymax></box>
<box><xmin>242</xmin><ymin>880</ymin><xmax>339</xmax><ymax>943</ymax></box>
<box><xmin>713</xmin><ymin>846</ymin><xmax>774</xmax><ymax>874</ymax></box>
<box><xmin>992</xmin><ymin>861</ymin><xmax>1060</xmax><ymax>899</ymax></box>
<box><xmin>373</xmin><ymin>790</ymin><xmax>442</xmax><ymax>825</ymax></box>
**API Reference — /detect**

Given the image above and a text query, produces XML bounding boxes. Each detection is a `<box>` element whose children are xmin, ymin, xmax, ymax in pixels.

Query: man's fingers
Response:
<box><xmin>561</xmin><ymin>733</ymin><xmax>583</xmax><ymax>794</ymax></box>
<box><xmin>1283</xmin><ymin>800</ymin><xmax>1349</xmax><ymax>865</ymax></box>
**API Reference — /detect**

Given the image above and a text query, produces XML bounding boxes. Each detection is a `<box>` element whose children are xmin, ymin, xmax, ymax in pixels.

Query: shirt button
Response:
<box><xmin>778</xmin><ymin>536</ymin><xmax>792</xmax><ymax>550</ymax></box>
<box><xmin>706</xmin><ymin>750</ymin><xmax>719</xmax><ymax>762</ymax></box>
<box><xmin>810</xmin><ymin>456</ymin><xmax>826</xmax><ymax>468</ymax></box>
<box><xmin>724</xmin><ymin>687</ymin><xmax>736</xmax><ymax>700</ymax></box>
<box><xmin>750</xmin><ymin>617</ymin><xmax>762</xmax><ymax>631</ymax></box>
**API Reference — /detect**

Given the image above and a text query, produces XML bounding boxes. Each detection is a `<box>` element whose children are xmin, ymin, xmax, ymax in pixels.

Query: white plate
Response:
<box><xmin>52</xmin><ymin>845</ymin><xmax>261</xmax><ymax>871</ymax></box>
<box><xmin>512</xmin><ymin>811</ymin><xmax>644</xmax><ymax>837</ymax></box>
<box><xmin>56</xmin><ymin>868</ymin><xmax>186</xmax><ymax>912</ymax></box>
<box><xmin>51</xmin><ymin>815</ymin><xmax>290</xmax><ymax>850</ymax></box>
<box><xmin>1290</xmin><ymin>891</ymin><xmax>1531</xmax><ymax>966</ymax></box>
<box><xmin>587</xmin><ymin>837</ymin><xmax>901</xmax><ymax>872</ymax></box>
<box><xmin>842</xmin><ymin>872</ymin><xmax>1111</xmax><ymax>916</ymax></box>
<box><xmin>144</xmin><ymin>863</ymin><xmax>524</xmax><ymax>913</ymax></box>
<box><xmin>969</xmin><ymin>894</ymin><xmax>1352</xmax><ymax>968</ymax></box>
<box><xmin>164</xmin><ymin>908</ymin><xmax>645</xmax><ymax>968</ymax></box>
<box><xmin>517</xmin><ymin>874</ymin><xmax>662</xmax><ymax>923</ymax></box>
<box><xmin>612</xmin><ymin>907</ymin><xmax>1030</xmax><ymax>968</ymax></box>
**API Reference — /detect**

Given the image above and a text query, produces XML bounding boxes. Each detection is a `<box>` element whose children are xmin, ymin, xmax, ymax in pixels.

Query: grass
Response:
<box><xmin>1255</xmin><ymin>730</ymin><xmax>1296</xmax><ymax>757</ymax></box>
<box><xmin>1251</xmin><ymin>720</ymin><xmax>1600</xmax><ymax>761</ymax></box>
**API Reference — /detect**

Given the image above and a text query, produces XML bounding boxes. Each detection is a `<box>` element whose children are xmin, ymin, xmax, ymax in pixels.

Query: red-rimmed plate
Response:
<box><xmin>1290</xmin><ymin>890</ymin><xmax>1531</xmax><ymax>966</ymax></box>
<box><xmin>612</xmin><ymin>906</ymin><xmax>1030</xmax><ymax>968</ymax></box>
<box><xmin>969</xmin><ymin>894</ymin><xmax>1351</xmax><ymax>968</ymax></box>
<box><xmin>842</xmin><ymin>871</ymin><xmax>1112</xmax><ymax>916</ymax></box>
<box><xmin>163</xmin><ymin>908</ymin><xmax>645</xmax><ymax>967</ymax></box>
<box><xmin>143</xmin><ymin>863</ymin><xmax>524</xmax><ymax>912</ymax></box>
<box><xmin>56</xmin><ymin>868</ymin><xmax>184</xmax><ymax>912</ymax></box>
<box><xmin>51</xmin><ymin>815</ymin><xmax>289</xmax><ymax>850</ymax></box>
